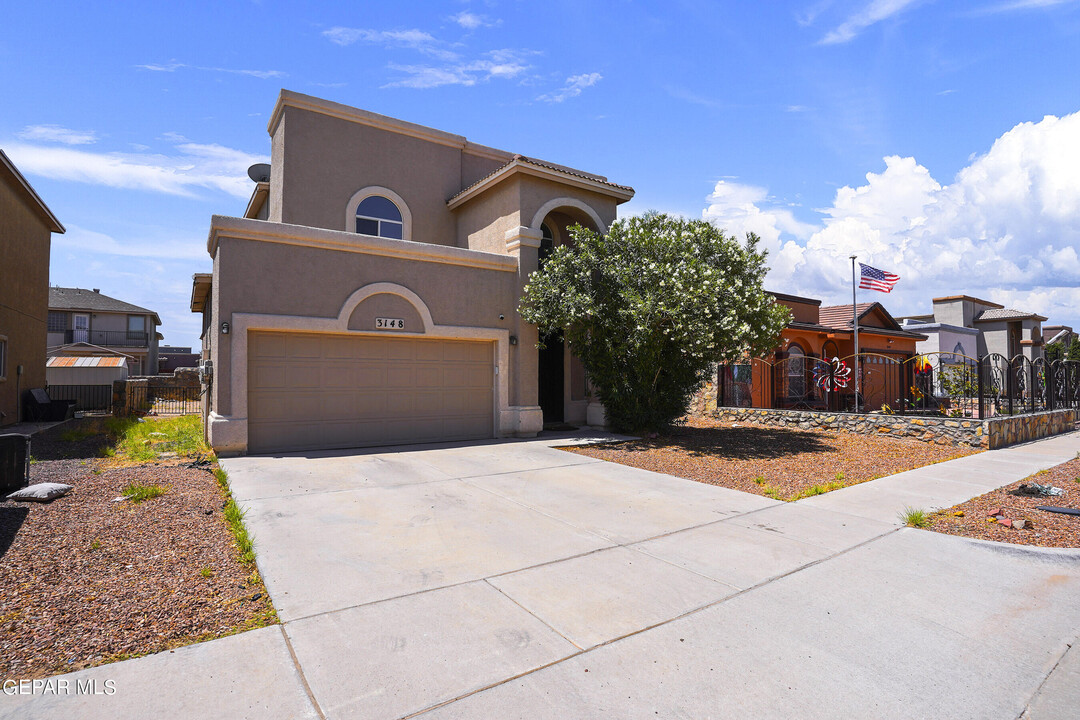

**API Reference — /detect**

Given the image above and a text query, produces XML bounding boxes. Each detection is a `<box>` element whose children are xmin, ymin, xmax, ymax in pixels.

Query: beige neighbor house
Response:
<box><xmin>1</xmin><ymin>150</ymin><xmax>66</xmax><ymax>426</ymax></box>
<box><xmin>47</xmin><ymin>288</ymin><xmax>162</xmax><ymax>376</ymax></box>
<box><xmin>191</xmin><ymin>90</ymin><xmax>635</xmax><ymax>455</ymax></box>
<box><xmin>898</xmin><ymin>295</ymin><xmax>1045</xmax><ymax>362</ymax></box>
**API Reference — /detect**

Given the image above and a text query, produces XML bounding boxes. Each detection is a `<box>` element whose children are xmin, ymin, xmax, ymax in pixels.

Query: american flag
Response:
<box><xmin>859</xmin><ymin>263</ymin><xmax>900</xmax><ymax>293</ymax></box>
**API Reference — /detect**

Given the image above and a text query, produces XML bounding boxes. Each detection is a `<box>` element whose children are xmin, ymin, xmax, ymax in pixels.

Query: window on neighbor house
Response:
<box><xmin>355</xmin><ymin>196</ymin><xmax>404</xmax><ymax>239</ymax></box>
<box><xmin>786</xmin><ymin>345</ymin><xmax>806</xmax><ymax>398</ymax></box>
<box><xmin>47</xmin><ymin>312</ymin><xmax>66</xmax><ymax>332</ymax></box>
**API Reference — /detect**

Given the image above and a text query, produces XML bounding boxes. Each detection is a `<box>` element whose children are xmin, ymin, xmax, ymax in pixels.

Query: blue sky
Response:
<box><xmin>4</xmin><ymin>1</ymin><xmax>1079</xmax><ymax>349</ymax></box>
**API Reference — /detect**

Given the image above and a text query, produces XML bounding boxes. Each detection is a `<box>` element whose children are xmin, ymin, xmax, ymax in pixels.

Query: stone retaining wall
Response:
<box><xmin>711</xmin><ymin>407</ymin><xmax>1076</xmax><ymax>449</ymax></box>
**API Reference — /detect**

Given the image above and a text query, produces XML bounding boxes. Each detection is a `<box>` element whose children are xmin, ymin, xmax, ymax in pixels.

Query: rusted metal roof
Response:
<box><xmin>47</xmin><ymin>356</ymin><xmax>127</xmax><ymax>368</ymax></box>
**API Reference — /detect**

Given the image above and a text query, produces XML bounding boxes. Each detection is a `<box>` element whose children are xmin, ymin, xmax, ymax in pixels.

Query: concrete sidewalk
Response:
<box><xmin>799</xmin><ymin>431</ymin><xmax>1080</xmax><ymax>523</ymax></box>
<box><xmin>4</xmin><ymin>430</ymin><xmax>1078</xmax><ymax>720</ymax></box>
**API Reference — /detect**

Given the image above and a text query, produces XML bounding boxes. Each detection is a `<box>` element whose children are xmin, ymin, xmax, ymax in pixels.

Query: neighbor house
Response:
<box><xmin>47</xmin><ymin>287</ymin><xmax>162</xmax><ymax>376</ymax></box>
<box><xmin>898</xmin><ymin>295</ymin><xmax>1045</xmax><ymax>361</ymax></box>
<box><xmin>1042</xmin><ymin>325</ymin><xmax>1076</xmax><ymax>356</ymax></box>
<box><xmin>0</xmin><ymin>150</ymin><xmax>65</xmax><ymax>426</ymax></box>
<box><xmin>718</xmin><ymin>292</ymin><xmax>926</xmax><ymax>412</ymax></box>
<box><xmin>191</xmin><ymin>90</ymin><xmax>634</xmax><ymax>455</ymax></box>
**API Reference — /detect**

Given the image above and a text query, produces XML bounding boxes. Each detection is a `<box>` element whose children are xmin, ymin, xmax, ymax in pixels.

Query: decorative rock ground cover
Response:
<box><xmin>0</xmin><ymin>418</ymin><xmax>276</xmax><ymax>679</ymax></box>
<box><xmin>562</xmin><ymin>417</ymin><xmax>981</xmax><ymax>502</ymax></box>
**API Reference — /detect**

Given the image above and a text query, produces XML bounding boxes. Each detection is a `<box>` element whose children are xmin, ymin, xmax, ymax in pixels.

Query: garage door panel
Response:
<box><xmin>387</xmin><ymin>367</ymin><xmax>417</xmax><ymax>388</ymax></box>
<box><xmin>252</xmin><ymin>365</ymin><xmax>287</xmax><ymax>389</ymax></box>
<box><xmin>248</xmin><ymin>331</ymin><xmax>494</xmax><ymax>453</ymax></box>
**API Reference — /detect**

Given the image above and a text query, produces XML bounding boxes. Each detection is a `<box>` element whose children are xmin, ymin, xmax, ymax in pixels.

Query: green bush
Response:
<box><xmin>519</xmin><ymin>213</ymin><xmax>789</xmax><ymax>432</ymax></box>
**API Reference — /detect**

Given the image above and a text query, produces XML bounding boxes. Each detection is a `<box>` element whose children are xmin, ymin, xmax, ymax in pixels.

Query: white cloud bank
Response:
<box><xmin>17</xmin><ymin>125</ymin><xmax>98</xmax><ymax>145</ymax></box>
<box><xmin>703</xmin><ymin>111</ymin><xmax>1080</xmax><ymax>325</ymax></box>
<box><xmin>4</xmin><ymin>140</ymin><xmax>269</xmax><ymax>199</ymax></box>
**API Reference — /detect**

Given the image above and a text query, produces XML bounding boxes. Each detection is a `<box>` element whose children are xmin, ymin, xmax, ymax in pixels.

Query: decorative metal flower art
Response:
<box><xmin>812</xmin><ymin>356</ymin><xmax>852</xmax><ymax>393</ymax></box>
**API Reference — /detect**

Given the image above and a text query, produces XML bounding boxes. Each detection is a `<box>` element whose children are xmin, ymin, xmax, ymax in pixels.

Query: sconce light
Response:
<box><xmin>220</xmin><ymin>322</ymin><xmax>230</xmax><ymax>335</ymax></box>
<box><xmin>499</xmin><ymin>314</ymin><xmax>505</xmax><ymax>320</ymax></box>
<box><xmin>509</xmin><ymin>335</ymin><xmax>518</xmax><ymax>346</ymax></box>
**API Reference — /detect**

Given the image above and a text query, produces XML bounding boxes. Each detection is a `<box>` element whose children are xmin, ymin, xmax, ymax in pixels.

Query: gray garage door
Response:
<box><xmin>248</xmin><ymin>331</ymin><xmax>494</xmax><ymax>453</ymax></box>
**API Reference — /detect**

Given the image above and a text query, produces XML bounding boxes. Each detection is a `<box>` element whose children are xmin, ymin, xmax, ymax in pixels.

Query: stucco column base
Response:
<box><xmin>500</xmin><ymin>406</ymin><xmax>543</xmax><ymax>437</ymax></box>
<box><xmin>207</xmin><ymin>412</ymin><xmax>248</xmax><ymax>456</ymax></box>
<box><xmin>586</xmin><ymin>401</ymin><xmax>607</xmax><ymax>429</ymax></box>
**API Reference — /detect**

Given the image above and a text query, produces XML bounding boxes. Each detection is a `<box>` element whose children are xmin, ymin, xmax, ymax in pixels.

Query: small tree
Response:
<box><xmin>1068</xmin><ymin>338</ymin><xmax>1080</xmax><ymax>363</ymax></box>
<box><xmin>519</xmin><ymin>212</ymin><xmax>790</xmax><ymax>432</ymax></box>
<box><xmin>1046</xmin><ymin>342</ymin><xmax>1064</xmax><ymax>363</ymax></box>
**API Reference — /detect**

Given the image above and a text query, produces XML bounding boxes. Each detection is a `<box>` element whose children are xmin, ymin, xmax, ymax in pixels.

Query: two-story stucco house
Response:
<box><xmin>0</xmin><ymin>150</ymin><xmax>65</xmax><ymax>426</ymax></box>
<box><xmin>898</xmin><ymin>295</ymin><xmax>1045</xmax><ymax>361</ymax></box>
<box><xmin>47</xmin><ymin>288</ymin><xmax>161</xmax><ymax>376</ymax></box>
<box><xmin>192</xmin><ymin>90</ymin><xmax>634</xmax><ymax>455</ymax></box>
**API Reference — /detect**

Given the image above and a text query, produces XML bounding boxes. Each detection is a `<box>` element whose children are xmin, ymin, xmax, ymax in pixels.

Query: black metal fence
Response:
<box><xmin>122</xmin><ymin>385</ymin><xmax>203</xmax><ymax>416</ymax></box>
<box><xmin>718</xmin><ymin>352</ymin><xmax>1080</xmax><ymax>418</ymax></box>
<box><xmin>45</xmin><ymin>384</ymin><xmax>112</xmax><ymax>412</ymax></box>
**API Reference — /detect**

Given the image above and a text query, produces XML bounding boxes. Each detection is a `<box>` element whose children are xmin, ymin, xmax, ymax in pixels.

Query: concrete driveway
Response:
<box><xmin>6</xmin><ymin>431</ymin><xmax>1080</xmax><ymax>719</ymax></box>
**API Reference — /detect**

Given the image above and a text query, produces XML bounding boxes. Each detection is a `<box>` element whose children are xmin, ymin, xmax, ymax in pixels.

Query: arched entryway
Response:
<box><xmin>533</xmin><ymin>204</ymin><xmax>603</xmax><ymax>427</ymax></box>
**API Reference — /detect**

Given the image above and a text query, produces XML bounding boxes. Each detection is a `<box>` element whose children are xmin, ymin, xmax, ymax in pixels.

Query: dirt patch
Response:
<box><xmin>562</xmin><ymin>416</ymin><xmax>982</xmax><ymax>501</ymax></box>
<box><xmin>0</xmin><ymin>419</ymin><xmax>275</xmax><ymax>680</ymax></box>
<box><xmin>927</xmin><ymin>457</ymin><xmax>1080</xmax><ymax>548</ymax></box>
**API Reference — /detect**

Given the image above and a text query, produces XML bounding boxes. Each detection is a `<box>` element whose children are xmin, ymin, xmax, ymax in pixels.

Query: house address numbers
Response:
<box><xmin>375</xmin><ymin>317</ymin><xmax>405</xmax><ymax>330</ymax></box>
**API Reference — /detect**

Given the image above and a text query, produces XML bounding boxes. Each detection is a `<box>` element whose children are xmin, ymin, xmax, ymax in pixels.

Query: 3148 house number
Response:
<box><xmin>375</xmin><ymin>317</ymin><xmax>405</xmax><ymax>330</ymax></box>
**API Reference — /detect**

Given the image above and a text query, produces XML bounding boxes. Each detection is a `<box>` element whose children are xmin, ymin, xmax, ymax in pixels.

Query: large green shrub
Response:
<box><xmin>519</xmin><ymin>212</ymin><xmax>789</xmax><ymax>432</ymax></box>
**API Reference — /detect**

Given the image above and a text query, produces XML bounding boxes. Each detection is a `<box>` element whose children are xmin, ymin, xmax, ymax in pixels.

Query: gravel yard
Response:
<box><xmin>562</xmin><ymin>416</ymin><xmax>982</xmax><ymax>501</ymax></box>
<box><xmin>926</xmin><ymin>456</ymin><xmax>1080</xmax><ymax>548</ymax></box>
<box><xmin>0</xmin><ymin>418</ymin><xmax>275</xmax><ymax>680</ymax></box>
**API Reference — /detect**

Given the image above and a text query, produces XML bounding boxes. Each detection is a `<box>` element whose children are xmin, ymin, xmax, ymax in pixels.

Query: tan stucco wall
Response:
<box><xmin>270</xmin><ymin>107</ymin><xmax>507</xmax><ymax>244</ymax></box>
<box><xmin>0</xmin><ymin>181</ymin><xmax>52</xmax><ymax>425</ymax></box>
<box><xmin>209</xmin><ymin>229</ymin><xmax>520</xmax><ymax>418</ymax></box>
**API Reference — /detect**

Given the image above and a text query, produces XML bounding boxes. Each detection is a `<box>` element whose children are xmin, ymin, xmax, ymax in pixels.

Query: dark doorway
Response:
<box><xmin>538</xmin><ymin>331</ymin><xmax>564</xmax><ymax>426</ymax></box>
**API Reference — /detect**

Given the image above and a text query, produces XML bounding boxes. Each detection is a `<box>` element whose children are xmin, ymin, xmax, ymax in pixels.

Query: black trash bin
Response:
<box><xmin>0</xmin><ymin>434</ymin><xmax>31</xmax><ymax>494</ymax></box>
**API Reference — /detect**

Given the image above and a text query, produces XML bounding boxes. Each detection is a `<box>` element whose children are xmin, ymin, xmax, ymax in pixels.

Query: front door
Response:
<box><xmin>538</xmin><ymin>331</ymin><xmax>564</xmax><ymax>426</ymax></box>
<box><xmin>73</xmin><ymin>314</ymin><xmax>90</xmax><ymax>343</ymax></box>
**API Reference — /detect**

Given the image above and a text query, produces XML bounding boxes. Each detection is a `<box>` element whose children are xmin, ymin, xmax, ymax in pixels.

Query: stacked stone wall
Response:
<box><xmin>710</xmin><ymin>407</ymin><xmax>1076</xmax><ymax>449</ymax></box>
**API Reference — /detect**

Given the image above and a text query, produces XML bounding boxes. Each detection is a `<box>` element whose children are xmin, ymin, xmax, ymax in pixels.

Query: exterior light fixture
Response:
<box><xmin>220</xmin><ymin>322</ymin><xmax>230</xmax><ymax>335</ymax></box>
<box><xmin>509</xmin><ymin>335</ymin><xmax>518</xmax><ymax>345</ymax></box>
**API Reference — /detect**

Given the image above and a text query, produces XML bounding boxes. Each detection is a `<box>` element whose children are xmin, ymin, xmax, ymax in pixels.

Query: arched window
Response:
<box><xmin>787</xmin><ymin>344</ymin><xmax>806</xmax><ymax>399</ymax></box>
<box><xmin>538</xmin><ymin>223</ymin><xmax>554</xmax><ymax>269</ymax></box>
<box><xmin>355</xmin><ymin>196</ymin><xmax>403</xmax><ymax>239</ymax></box>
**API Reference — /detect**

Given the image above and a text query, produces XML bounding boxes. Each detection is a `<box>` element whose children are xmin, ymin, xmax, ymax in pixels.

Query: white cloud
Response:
<box><xmin>981</xmin><ymin>0</ymin><xmax>1079</xmax><ymax>12</ymax></box>
<box><xmin>452</xmin><ymin>11</ymin><xmax>498</xmax><ymax>29</ymax></box>
<box><xmin>384</xmin><ymin>49</ymin><xmax>532</xmax><ymax>88</ymax></box>
<box><xmin>57</xmin><ymin>225</ymin><xmax>207</xmax><ymax>260</ymax></box>
<box><xmin>820</xmin><ymin>0</ymin><xmax>922</xmax><ymax>44</ymax></box>
<box><xmin>322</xmin><ymin>27</ymin><xmax>459</xmax><ymax>61</ymax></box>
<box><xmin>17</xmin><ymin>125</ymin><xmax>98</xmax><ymax>145</ymax></box>
<box><xmin>5</xmin><ymin>139</ymin><xmax>269</xmax><ymax>199</ymax></box>
<box><xmin>136</xmin><ymin>62</ymin><xmax>285</xmax><ymax>79</ymax></box>
<box><xmin>537</xmin><ymin>73</ymin><xmax>603</xmax><ymax>103</ymax></box>
<box><xmin>702</xmin><ymin>110</ymin><xmax>1080</xmax><ymax>326</ymax></box>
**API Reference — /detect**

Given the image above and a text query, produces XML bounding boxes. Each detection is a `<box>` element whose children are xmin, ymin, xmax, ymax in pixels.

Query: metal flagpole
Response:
<box><xmin>851</xmin><ymin>255</ymin><xmax>859</xmax><ymax>413</ymax></box>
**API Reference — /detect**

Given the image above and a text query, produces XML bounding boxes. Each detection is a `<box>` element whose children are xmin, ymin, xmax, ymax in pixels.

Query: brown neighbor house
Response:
<box><xmin>718</xmin><ymin>292</ymin><xmax>926</xmax><ymax>413</ymax></box>
<box><xmin>0</xmin><ymin>150</ymin><xmax>65</xmax><ymax>427</ymax></box>
<box><xmin>191</xmin><ymin>90</ymin><xmax>635</xmax><ymax>455</ymax></box>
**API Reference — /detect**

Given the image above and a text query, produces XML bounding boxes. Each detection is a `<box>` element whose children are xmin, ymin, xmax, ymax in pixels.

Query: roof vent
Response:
<box><xmin>247</xmin><ymin>163</ymin><xmax>271</xmax><ymax>183</ymax></box>
<box><xmin>93</xmin><ymin>288</ymin><xmax>100</xmax><ymax>293</ymax></box>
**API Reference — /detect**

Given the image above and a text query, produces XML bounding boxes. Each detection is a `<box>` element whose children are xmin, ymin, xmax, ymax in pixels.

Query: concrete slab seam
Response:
<box><xmin>406</xmin><ymin>525</ymin><xmax>906</xmax><ymax>718</ymax></box>
<box><xmin>278</xmin><ymin>623</ymin><xmax>328</xmax><ymax>720</ymax></box>
<box><xmin>482</xmin><ymin>578</ymin><xmax>584</xmax><ymax>650</ymax></box>
<box><xmin>1018</xmin><ymin>640</ymin><xmax>1075</xmax><ymax>720</ymax></box>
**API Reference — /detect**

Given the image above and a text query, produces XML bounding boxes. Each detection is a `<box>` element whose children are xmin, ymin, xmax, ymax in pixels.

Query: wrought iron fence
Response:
<box><xmin>718</xmin><ymin>352</ymin><xmax>1080</xmax><ymax>418</ymax></box>
<box><xmin>45</xmin><ymin>384</ymin><xmax>112</xmax><ymax>413</ymax></box>
<box><xmin>122</xmin><ymin>385</ymin><xmax>203</xmax><ymax>416</ymax></box>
